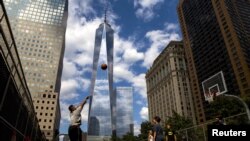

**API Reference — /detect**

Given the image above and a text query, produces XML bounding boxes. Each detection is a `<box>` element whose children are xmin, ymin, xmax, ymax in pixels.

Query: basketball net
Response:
<box><xmin>205</xmin><ymin>92</ymin><xmax>217</xmax><ymax>103</ymax></box>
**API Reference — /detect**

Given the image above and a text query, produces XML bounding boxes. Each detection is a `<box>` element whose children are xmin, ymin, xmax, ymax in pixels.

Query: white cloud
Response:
<box><xmin>165</xmin><ymin>22</ymin><xmax>179</xmax><ymax>31</ymax></box>
<box><xmin>134</xmin><ymin>0</ymin><xmax>164</xmax><ymax>21</ymax></box>
<box><xmin>135</xmin><ymin>8</ymin><xmax>154</xmax><ymax>21</ymax></box>
<box><xmin>68</xmin><ymin>0</ymin><xmax>95</xmax><ymax>20</ymax></box>
<box><xmin>60</xmin><ymin>101</ymin><xmax>71</xmax><ymax>123</ymax></box>
<box><xmin>123</xmin><ymin>48</ymin><xmax>144</xmax><ymax>63</ymax></box>
<box><xmin>60</xmin><ymin>79</ymin><xmax>80</xmax><ymax>100</ymax></box>
<box><xmin>132</xmin><ymin>73</ymin><xmax>147</xmax><ymax>99</ymax></box>
<box><xmin>140</xmin><ymin>107</ymin><xmax>149</xmax><ymax>120</ymax></box>
<box><xmin>143</xmin><ymin>23</ymin><xmax>181</xmax><ymax>68</ymax></box>
<box><xmin>136</xmin><ymin>100</ymin><xmax>143</xmax><ymax>105</ymax></box>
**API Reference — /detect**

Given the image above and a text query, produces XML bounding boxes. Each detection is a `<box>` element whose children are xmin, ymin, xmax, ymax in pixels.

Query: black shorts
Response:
<box><xmin>68</xmin><ymin>125</ymin><xmax>82</xmax><ymax>141</ymax></box>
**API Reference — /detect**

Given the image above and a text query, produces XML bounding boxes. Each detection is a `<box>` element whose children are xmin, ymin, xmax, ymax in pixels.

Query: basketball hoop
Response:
<box><xmin>202</xmin><ymin>71</ymin><xmax>227</xmax><ymax>103</ymax></box>
<box><xmin>205</xmin><ymin>92</ymin><xmax>214</xmax><ymax>103</ymax></box>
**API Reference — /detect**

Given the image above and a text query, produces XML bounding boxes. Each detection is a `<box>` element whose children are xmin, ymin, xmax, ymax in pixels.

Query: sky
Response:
<box><xmin>59</xmin><ymin>0</ymin><xmax>181</xmax><ymax>135</ymax></box>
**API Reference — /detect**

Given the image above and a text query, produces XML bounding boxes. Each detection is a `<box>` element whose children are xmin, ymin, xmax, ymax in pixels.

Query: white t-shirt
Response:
<box><xmin>70</xmin><ymin>106</ymin><xmax>82</xmax><ymax>126</ymax></box>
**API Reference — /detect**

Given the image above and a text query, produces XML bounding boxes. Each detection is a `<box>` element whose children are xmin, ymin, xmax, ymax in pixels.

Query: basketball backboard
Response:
<box><xmin>202</xmin><ymin>71</ymin><xmax>227</xmax><ymax>102</ymax></box>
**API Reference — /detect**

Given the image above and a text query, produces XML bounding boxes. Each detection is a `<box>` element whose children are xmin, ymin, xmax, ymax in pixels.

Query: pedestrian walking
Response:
<box><xmin>165</xmin><ymin>124</ymin><xmax>177</xmax><ymax>141</ymax></box>
<box><xmin>148</xmin><ymin>130</ymin><xmax>154</xmax><ymax>141</ymax></box>
<box><xmin>152</xmin><ymin>116</ymin><xmax>164</xmax><ymax>141</ymax></box>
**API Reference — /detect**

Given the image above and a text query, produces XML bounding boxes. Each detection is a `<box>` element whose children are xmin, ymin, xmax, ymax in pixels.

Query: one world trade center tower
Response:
<box><xmin>87</xmin><ymin>18</ymin><xmax>116</xmax><ymax>139</ymax></box>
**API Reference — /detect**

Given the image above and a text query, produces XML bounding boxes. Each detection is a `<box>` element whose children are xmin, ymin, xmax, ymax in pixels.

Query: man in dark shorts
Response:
<box><xmin>165</xmin><ymin>124</ymin><xmax>177</xmax><ymax>141</ymax></box>
<box><xmin>152</xmin><ymin>116</ymin><xmax>164</xmax><ymax>141</ymax></box>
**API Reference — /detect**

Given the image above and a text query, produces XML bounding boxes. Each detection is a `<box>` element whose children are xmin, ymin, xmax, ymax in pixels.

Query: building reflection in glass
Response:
<box><xmin>115</xmin><ymin>87</ymin><xmax>134</xmax><ymax>137</ymax></box>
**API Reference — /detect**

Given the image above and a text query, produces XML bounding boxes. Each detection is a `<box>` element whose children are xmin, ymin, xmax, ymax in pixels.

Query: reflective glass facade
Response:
<box><xmin>3</xmin><ymin>0</ymin><xmax>68</xmax><ymax>96</ymax></box>
<box><xmin>0</xmin><ymin>1</ymin><xmax>46</xmax><ymax>140</ymax></box>
<box><xmin>3</xmin><ymin>0</ymin><xmax>68</xmax><ymax>140</ymax></box>
<box><xmin>88</xmin><ymin>23</ymin><xmax>115</xmax><ymax>137</ymax></box>
<box><xmin>115</xmin><ymin>87</ymin><xmax>133</xmax><ymax>138</ymax></box>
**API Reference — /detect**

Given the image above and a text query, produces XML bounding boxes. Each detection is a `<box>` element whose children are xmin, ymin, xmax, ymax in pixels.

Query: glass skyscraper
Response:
<box><xmin>3</xmin><ymin>0</ymin><xmax>68</xmax><ymax>140</ymax></box>
<box><xmin>115</xmin><ymin>87</ymin><xmax>134</xmax><ymax>138</ymax></box>
<box><xmin>88</xmin><ymin>21</ymin><xmax>115</xmax><ymax>139</ymax></box>
<box><xmin>3</xmin><ymin>0</ymin><xmax>68</xmax><ymax>96</ymax></box>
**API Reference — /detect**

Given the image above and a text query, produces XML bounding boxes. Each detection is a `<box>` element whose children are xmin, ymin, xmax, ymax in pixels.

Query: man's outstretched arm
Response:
<box><xmin>78</xmin><ymin>95</ymin><xmax>90</xmax><ymax>110</ymax></box>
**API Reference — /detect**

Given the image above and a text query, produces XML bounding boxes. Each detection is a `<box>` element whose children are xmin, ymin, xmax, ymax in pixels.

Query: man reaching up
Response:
<box><xmin>68</xmin><ymin>95</ymin><xmax>90</xmax><ymax>141</ymax></box>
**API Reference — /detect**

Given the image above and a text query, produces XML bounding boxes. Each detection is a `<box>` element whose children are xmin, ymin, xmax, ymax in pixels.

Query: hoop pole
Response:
<box><xmin>222</xmin><ymin>94</ymin><xmax>250</xmax><ymax>121</ymax></box>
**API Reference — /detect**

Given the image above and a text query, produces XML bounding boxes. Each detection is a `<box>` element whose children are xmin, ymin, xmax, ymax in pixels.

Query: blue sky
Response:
<box><xmin>59</xmin><ymin>0</ymin><xmax>181</xmax><ymax>135</ymax></box>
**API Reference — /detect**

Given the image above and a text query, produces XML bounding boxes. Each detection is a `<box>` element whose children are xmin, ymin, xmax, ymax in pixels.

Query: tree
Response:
<box><xmin>165</xmin><ymin>111</ymin><xmax>193</xmax><ymax>131</ymax></box>
<box><xmin>122</xmin><ymin>132</ymin><xmax>137</xmax><ymax>141</ymax></box>
<box><xmin>111</xmin><ymin>135</ymin><xmax>122</xmax><ymax>141</ymax></box>
<box><xmin>137</xmin><ymin>121</ymin><xmax>153</xmax><ymax>141</ymax></box>
<box><xmin>165</xmin><ymin>111</ymin><xmax>195</xmax><ymax>141</ymax></box>
<box><xmin>205</xmin><ymin>95</ymin><xmax>249</xmax><ymax>125</ymax></box>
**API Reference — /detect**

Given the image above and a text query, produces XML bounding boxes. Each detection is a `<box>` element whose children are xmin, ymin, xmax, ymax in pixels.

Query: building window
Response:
<box><xmin>43</xmin><ymin>94</ymin><xmax>46</xmax><ymax>98</ymax></box>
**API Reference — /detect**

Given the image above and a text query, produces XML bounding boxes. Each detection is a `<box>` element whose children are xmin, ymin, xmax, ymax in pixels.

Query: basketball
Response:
<box><xmin>101</xmin><ymin>63</ymin><xmax>107</xmax><ymax>70</ymax></box>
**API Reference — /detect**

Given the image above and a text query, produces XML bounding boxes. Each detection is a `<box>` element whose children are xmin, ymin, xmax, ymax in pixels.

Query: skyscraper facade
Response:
<box><xmin>3</xmin><ymin>0</ymin><xmax>68</xmax><ymax>139</ymax></box>
<box><xmin>178</xmin><ymin>0</ymin><xmax>250</xmax><ymax>123</ymax></box>
<box><xmin>146</xmin><ymin>41</ymin><xmax>196</xmax><ymax>125</ymax></box>
<box><xmin>87</xmin><ymin>21</ymin><xmax>115</xmax><ymax>139</ymax></box>
<box><xmin>33</xmin><ymin>88</ymin><xmax>61</xmax><ymax>140</ymax></box>
<box><xmin>115</xmin><ymin>87</ymin><xmax>134</xmax><ymax>138</ymax></box>
<box><xmin>0</xmin><ymin>1</ymin><xmax>45</xmax><ymax>140</ymax></box>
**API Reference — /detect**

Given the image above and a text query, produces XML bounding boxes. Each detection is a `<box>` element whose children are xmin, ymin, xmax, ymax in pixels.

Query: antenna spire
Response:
<box><xmin>104</xmin><ymin>0</ymin><xmax>108</xmax><ymax>23</ymax></box>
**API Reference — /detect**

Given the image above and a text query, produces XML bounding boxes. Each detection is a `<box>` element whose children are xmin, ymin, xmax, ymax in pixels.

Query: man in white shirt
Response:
<box><xmin>68</xmin><ymin>96</ymin><xmax>90</xmax><ymax>141</ymax></box>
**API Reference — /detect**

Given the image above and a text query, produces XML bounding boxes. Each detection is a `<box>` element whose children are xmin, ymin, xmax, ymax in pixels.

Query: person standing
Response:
<box><xmin>148</xmin><ymin>130</ymin><xmax>154</xmax><ymax>141</ymax></box>
<box><xmin>68</xmin><ymin>96</ymin><xmax>90</xmax><ymax>141</ymax></box>
<box><xmin>152</xmin><ymin>116</ymin><xmax>164</xmax><ymax>141</ymax></box>
<box><xmin>165</xmin><ymin>124</ymin><xmax>177</xmax><ymax>141</ymax></box>
<box><xmin>213</xmin><ymin>116</ymin><xmax>225</xmax><ymax>125</ymax></box>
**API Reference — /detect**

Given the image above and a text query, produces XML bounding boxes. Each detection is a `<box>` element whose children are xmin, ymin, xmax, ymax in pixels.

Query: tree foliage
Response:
<box><xmin>165</xmin><ymin>111</ymin><xmax>194</xmax><ymax>131</ymax></box>
<box><xmin>137</xmin><ymin>121</ymin><xmax>153</xmax><ymax>141</ymax></box>
<box><xmin>122</xmin><ymin>132</ymin><xmax>137</xmax><ymax>141</ymax></box>
<box><xmin>205</xmin><ymin>95</ymin><xmax>249</xmax><ymax>125</ymax></box>
<box><xmin>111</xmin><ymin>132</ymin><xmax>138</xmax><ymax>141</ymax></box>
